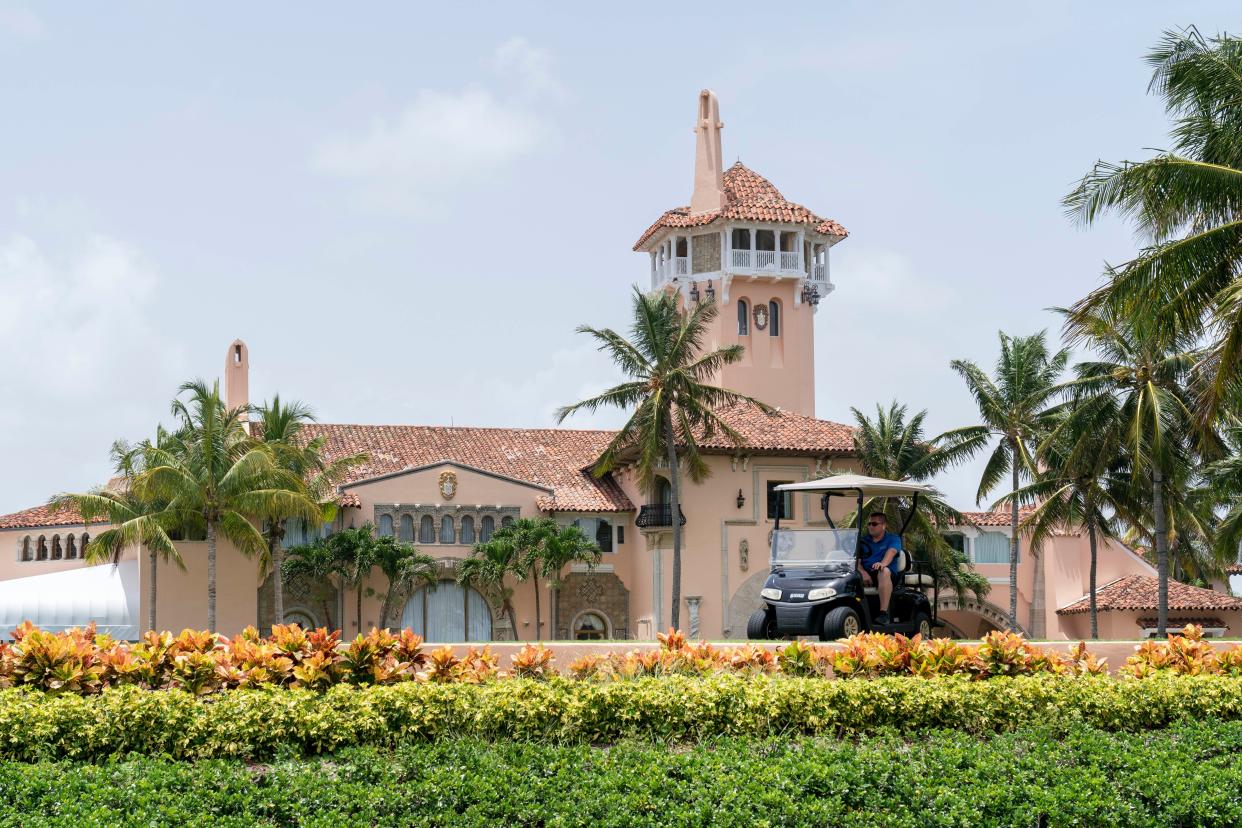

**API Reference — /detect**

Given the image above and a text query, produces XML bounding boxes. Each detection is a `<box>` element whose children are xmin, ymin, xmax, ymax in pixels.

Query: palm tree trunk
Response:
<box><xmin>532</xmin><ymin>569</ymin><xmax>542</xmax><ymax>640</ymax></box>
<box><xmin>1087</xmin><ymin>518</ymin><xmax>1099</xmax><ymax>640</ymax></box>
<box><xmin>1008</xmin><ymin>448</ymin><xmax>1020</xmax><ymax>633</ymax></box>
<box><xmin>206</xmin><ymin>521</ymin><xmax>217</xmax><ymax>632</ymax></box>
<box><xmin>271</xmin><ymin>534</ymin><xmax>285</xmax><ymax>632</ymax></box>
<box><xmin>506</xmin><ymin>601</ymin><xmax>518</xmax><ymax>641</ymax></box>
<box><xmin>552</xmin><ymin>583</ymin><xmax>560</xmax><ymax>640</ymax></box>
<box><xmin>146</xmin><ymin>546</ymin><xmax>157</xmax><ymax>633</ymax></box>
<box><xmin>356</xmin><ymin>576</ymin><xmax>364</xmax><ymax>635</ymax></box>
<box><xmin>665</xmin><ymin>417</ymin><xmax>682</xmax><ymax>632</ymax></box>
<box><xmin>1153</xmin><ymin>467</ymin><xmax>1169</xmax><ymax>637</ymax></box>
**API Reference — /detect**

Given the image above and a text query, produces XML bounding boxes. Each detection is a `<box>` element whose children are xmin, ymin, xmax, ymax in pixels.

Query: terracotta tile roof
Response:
<box><xmin>302</xmin><ymin>424</ymin><xmax>635</xmax><ymax>513</ymax></box>
<box><xmin>338</xmin><ymin>492</ymin><xmax>361</xmax><ymax>509</ymax></box>
<box><xmin>1226</xmin><ymin>562</ymin><xmax>1242</xmax><ymax>576</ymax></box>
<box><xmin>952</xmin><ymin>507</ymin><xmax>1036</xmax><ymax>528</ymax></box>
<box><xmin>633</xmin><ymin>163</ymin><xmax>848</xmax><ymax>250</ymax></box>
<box><xmin>1137</xmin><ymin>616</ymin><xmax>1228</xmax><ymax>630</ymax></box>
<box><xmin>693</xmin><ymin>402</ymin><xmax>855</xmax><ymax>454</ymax></box>
<box><xmin>1057</xmin><ymin>574</ymin><xmax>1242</xmax><ymax>615</ymax></box>
<box><xmin>0</xmin><ymin>502</ymin><xmax>107</xmax><ymax>531</ymax></box>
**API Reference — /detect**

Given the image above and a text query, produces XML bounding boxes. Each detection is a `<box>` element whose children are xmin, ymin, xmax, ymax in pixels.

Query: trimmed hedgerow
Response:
<box><xmin>2</xmin><ymin>723</ymin><xmax>1242</xmax><ymax>826</ymax></box>
<box><xmin>1</xmin><ymin>673</ymin><xmax>1241</xmax><ymax>760</ymax></box>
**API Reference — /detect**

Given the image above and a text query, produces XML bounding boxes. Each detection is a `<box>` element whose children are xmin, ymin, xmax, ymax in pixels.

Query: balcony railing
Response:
<box><xmin>635</xmin><ymin>504</ymin><xmax>687</xmax><ymax>528</ymax></box>
<box><xmin>811</xmin><ymin>262</ymin><xmax>827</xmax><ymax>281</ymax></box>
<box><xmin>727</xmin><ymin>249</ymin><xmax>803</xmax><ymax>275</ymax></box>
<box><xmin>653</xmin><ymin>256</ymin><xmax>689</xmax><ymax>286</ymax></box>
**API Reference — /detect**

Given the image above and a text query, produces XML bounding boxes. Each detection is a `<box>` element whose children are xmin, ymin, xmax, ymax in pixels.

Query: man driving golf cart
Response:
<box><xmin>746</xmin><ymin>474</ymin><xmax>939</xmax><ymax>641</ymax></box>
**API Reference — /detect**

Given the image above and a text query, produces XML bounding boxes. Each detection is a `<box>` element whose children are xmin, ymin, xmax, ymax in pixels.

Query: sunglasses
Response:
<box><xmin>867</xmin><ymin>521</ymin><xmax>883</xmax><ymax>527</ymax></box>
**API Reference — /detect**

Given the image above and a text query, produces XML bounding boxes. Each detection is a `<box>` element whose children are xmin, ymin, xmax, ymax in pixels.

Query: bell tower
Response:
<box><xmin>632</xmin><ymin>91</ymin><xmax>848</xmax><ymax>417</ymax></box>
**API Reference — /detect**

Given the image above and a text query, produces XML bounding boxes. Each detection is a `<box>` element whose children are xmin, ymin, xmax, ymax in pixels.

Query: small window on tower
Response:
<box><xmin>234</xmin><ymin>344</ymin><xmax>242</xmax><ymax>364</ymax></box>
<box><xmin>737</xmin><ymin>300</ymin><xmax>749</xmax><ymax>336</ymax></box>
<box><xmin>769</xmin><ymin>301</ymin><xmax>780</xmax><ymax>337</ymax></box>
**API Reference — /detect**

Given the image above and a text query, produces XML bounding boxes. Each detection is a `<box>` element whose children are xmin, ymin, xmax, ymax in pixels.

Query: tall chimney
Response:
<box><xmin>224</xmin><ymin>339</ymin><xmax>250</xmax><ymax>421</ymax></box>
<box><xmin>690</xmin><ymin>89</ymin><xmax>725</xmax><ymax>215</ymax></box>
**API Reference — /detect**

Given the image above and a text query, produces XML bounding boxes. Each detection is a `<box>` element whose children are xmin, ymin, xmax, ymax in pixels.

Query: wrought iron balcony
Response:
<box><xmin>635</xmin><ymin>504</ymin><xmax>687</xmax><ymax>528</ymax></box>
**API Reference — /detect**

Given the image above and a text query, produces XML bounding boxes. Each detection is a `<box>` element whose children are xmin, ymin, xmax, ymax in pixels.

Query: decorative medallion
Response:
<box><xmin>438</xmin><ymin>470</ymin><xmax>458</xmax><ymax>501</ymax></box>
<box><xmin>753</xmin><ymin>304</ymin><xmax>769</xmax><ymax>331</ymax></box>
<box><xmin>578</xmin><ymin>577</ymin><xmax>603</xmax><ymax>603</ymax></box>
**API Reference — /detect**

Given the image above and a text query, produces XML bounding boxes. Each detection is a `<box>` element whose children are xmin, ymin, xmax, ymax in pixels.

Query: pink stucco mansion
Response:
<box><xmin>2</xmin><ymin>92</ymin><xmax>1239</xmax><ymax>642</ymax></box>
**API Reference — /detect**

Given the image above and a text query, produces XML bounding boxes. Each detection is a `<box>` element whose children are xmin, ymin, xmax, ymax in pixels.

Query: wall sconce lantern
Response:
<box><xmin>705</xmin><ymin>281</ymin><xmax>716</xmax><ymax>302</ymax></box>
<box><xmin>689</xmin><ymin>283</ymin><xmax>700</xmax><ymax>304</ymax></box>
<box><xmin>736</xmin><ymin>489</ymin><xmax>745</xmax><ymax>509</ymax></box>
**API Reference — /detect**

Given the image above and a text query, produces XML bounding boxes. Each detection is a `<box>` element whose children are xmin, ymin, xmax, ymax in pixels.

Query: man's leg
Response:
<box><xmin>857</xmin><ymin>562</ymin><xmax>872</xmax><ymax>587</ymax></box>
<box><xmin>876</xmin><ymin>568</ymin><xmax>892</xmax><ymax>613</ymax></box>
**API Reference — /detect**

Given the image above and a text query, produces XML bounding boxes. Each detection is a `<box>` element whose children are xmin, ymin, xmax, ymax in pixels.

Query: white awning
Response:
<box><xmin>775</xmin><ymin>474</ymin><xmax>932</xmax><ymax>498</ymax></box>
<box><xmin>0</xmin><ymin>560</ymin><xmax>138</xmax><ymax>640</ymax></box>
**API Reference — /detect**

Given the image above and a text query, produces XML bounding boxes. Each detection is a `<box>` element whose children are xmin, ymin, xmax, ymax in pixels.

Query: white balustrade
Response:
<box><xmin>812</xmin><ymin>262</ymin><xmax>827</xmax><ymax>281</ymax></box>
<box><xmin>674</xmin><ymin>256</ymin><xmax>688</xmax><ymax>276</ymax></box>
<box><xmin>731</xmin><ymin>249</ymin><xmax>752</xmax><ymax>268</ymax></box>
<box><xmin>780</xmin><ymin>251</ymin><xmax>801</xmax><ymax>271</ymax></box>
<box><xmin>756</xmin><ymin>250</ymin><xmax>776</xmax><ymax>270</ymax></box>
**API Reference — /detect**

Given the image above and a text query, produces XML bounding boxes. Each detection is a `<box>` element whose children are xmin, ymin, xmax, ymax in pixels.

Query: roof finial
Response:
<box><xmin>690</xmin><ymin>89</ymin><xmax>725</xmax><ymax>215</ymax></box>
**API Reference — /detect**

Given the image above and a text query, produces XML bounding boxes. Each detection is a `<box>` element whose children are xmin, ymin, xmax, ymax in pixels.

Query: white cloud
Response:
<box><xmin>311</xmin><ymin>39</ymin><xmax>560</xmax><ymax>213</ymax></box>
<box><xmin>0</xmin><ymin>233</ymin><xmax>186</xmax><ymax>510</ymax></box>
<box><xmin>0</xmin><ymin>4</ymin><xmax>43</xmax><ymax>39</ymax></box>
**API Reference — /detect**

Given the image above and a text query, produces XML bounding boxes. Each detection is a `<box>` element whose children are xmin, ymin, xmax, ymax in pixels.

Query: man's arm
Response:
<box><xmin>870</xmin><ymin>536</ymin><xmax>901</xmax><ymax>570</ymax></box>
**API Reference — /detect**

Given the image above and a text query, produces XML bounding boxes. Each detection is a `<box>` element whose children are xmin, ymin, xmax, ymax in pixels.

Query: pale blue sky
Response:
<box><xmin>0</xmin><ymin>3</ymin><xmax>1236</xmax><ymax>514</ymax></box>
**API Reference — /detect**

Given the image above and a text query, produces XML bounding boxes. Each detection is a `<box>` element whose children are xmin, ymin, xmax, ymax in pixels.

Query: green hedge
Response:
<box><xmin>3</xmin><ymin>723</ymin><xmax>1242</xmax><ymax>826</ymax></box>
<box><xmin>3</xmin><ymin>674</ymin><xmax>1242</xmax><ymax>760</ymax></box>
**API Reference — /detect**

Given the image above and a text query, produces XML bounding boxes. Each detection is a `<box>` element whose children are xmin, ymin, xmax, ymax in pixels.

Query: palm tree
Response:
<box><xmin>1064</xmin><ymin>28</ymin><xmax>1242</xmax><ymax>422</ymax></box>
<box><xmin>538</xmin><ymin>522</ymin><xmax>602</xmax><ymax>638</ymax></box>
<box><xmin>849</xmin><ymin>402</ymin><xmax>989</xmax><ymax>601</ymax></box>
<box><xmin>1003</xmin><ymin>399</ymin><xmax>1129</xmax><ymax>638</ymax></box>
<box><xmin>137</xmin><ymin>380</ymin><xmax>320</xmax><ymax>631</ymax></box>
<box><xmin>50</xmin><ymin>433</ymin><xmax>184</xmax><ymax>633</ymax></box>
<box><xmin>1060</xmin><ymin>306</ymin><xmax>1223</xmax><ymax>635</ymax></box>
<box><xmin>372</xmin><ymin>533</ymin><xmax>438</xmax><ymax>629</ymax></box>
<box><xmin>255</xmin><ymin>395</ymin><xmax>367</xmax><ymax>629</ymax></box>
<box><xmin>950</xmin><ymin>331</ymin><xmax>1069</xmax><ymax>632</ymax></box>
<box><xmin>282</xmin><ymin>538</ymin><xmax>343</xmax><ymax>630</ymax></box>
<box><xmin>319</xmin><ymin>525</ymin><xmax>384</xmax><ymax>635</ymax></box>
<box><xmin>457</xmin><ymin>541</ymin><xmax>521</xmax><ymax>639</ymax></box>
<box><xmin>1207</xmin><ymin>429</ymin><xmax>1242</xmax><ymax>570</ymax></box>
<box><xmin>473</xmin><ymin>518</ymin><xmax>552</xmax><ymax>639</ymax></box>
<box><xmin>557</xmin><ymin>289</ymin><xmax>773</xmax><ymax>630</ymax></box>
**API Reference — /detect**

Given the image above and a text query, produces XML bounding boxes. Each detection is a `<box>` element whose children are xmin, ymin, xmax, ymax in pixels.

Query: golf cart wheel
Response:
<box><xmin>821</xmin><ymin>606</ymin><xmax>861</xmax><ymax>641</ymax></box>
<box><xmin>913</xmin><ymin>611</ymin><xmax>932</xmax><ymax>639</ymax></box>
<box><xmin>746</xmin><ymin>609</ymin><xmax>777</xmax><ymax>640</ymax></box>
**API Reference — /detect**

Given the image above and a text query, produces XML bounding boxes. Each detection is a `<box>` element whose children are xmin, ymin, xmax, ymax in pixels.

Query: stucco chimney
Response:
<box><xmin>689</xmin><ymin>89</ymin><xmax>725</xmax><ymax>215</ymax></box>
<box><xmin>224</xmin><ymin>339</ymin><xmax>249</xmax><ymax>416</ymax></box>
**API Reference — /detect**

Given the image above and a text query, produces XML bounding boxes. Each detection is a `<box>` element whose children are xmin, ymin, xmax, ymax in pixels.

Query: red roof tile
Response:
<box><xmin>952</xmin><ymin>506</ymin><xmax>1036</xmax><ymax>528</ymax></box>
<box><xmin>633</xmin><ymin>163</ymin><xmax>848</xmax><ymax>250</ymax></box>
<box><xmin>1057</xmin><ymin>574</ymin><xmax>1242</xmax><ymax>615</ymax></box>
<box><xmin>1137</xmin><ymin>616</ymin><xmax>1228</xmax><ymax>630</ymax></box>
<box><xmin>0</xmin><ymin>503</ymin><xmax>107</xmax><ymax>531</ymax></box>
<box><xmin>697</xmin><ymin>402</ymin><xmax>855</xmax><ymax>454</ymax></box>
<box><xmin>1226</xmin><ymin>562</ymin><xmax>1242</xmax><ymax>576</ymax></box>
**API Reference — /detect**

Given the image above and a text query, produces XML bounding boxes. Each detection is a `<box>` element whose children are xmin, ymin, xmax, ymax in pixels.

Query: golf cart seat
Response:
<box><xmin>861</xmin><ymin>548</ymin><xmax>934</xmax><ymax>593</ymax></box>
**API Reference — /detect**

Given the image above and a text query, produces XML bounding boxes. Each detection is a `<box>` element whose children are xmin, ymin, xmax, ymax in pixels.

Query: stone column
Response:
<box><xmin>685</xmin><ymin>596</ymin><xmax>702</xmax><ymax>639</ymax></box>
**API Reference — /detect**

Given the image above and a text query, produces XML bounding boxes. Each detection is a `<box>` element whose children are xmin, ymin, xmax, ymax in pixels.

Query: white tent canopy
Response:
<box><xmin>0</xmin><ymin>560</ymin><xmax>138</xmax><ymax>640</ymax></box>
<box><xmin>775</xmin><ymin>474</ymin><xmax>932</xmax><ymax>498</ymax></box>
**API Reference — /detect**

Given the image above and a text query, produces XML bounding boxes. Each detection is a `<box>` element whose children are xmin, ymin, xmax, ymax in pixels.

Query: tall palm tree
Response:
<box><xmin>282</xmin><ymin>538</ymin><xmax>343</xmax><ymax>630</ymax></box>
<box><xmin>1064</xmin><ymin>28</ymin><xmax>1242</xmax><ymax>422</ymax></box>
<box><xmin>1207</xmin><ymin>428</ymin><xmax>1242</xmax><ymax>569</ymax></box>
<box><xmin>473</xmin><ymin>518</ymin><xmax>552</xmax><ymax>639</ymax></box>
<box><xmin>557</xmin><ymin>289</ymin><xmax>773</xmax><ymax>630</ymax></box>
<box><xmin>137</xmin><ymin>380</ymin><xmax>320</xmax><ymax>631</ymax></box>
<box><xmin>950</xmin><ymin>331</ymin><xmax>1069</xmax><ymax>632</ymax></box>
<box><xmin>372</xmin><ymin>533</ymin><xmax>438</xmax><ymax>630</ymax></box>
<box><xmin>849</xmin><ymin>402</ymin><xmax>989</xmax><ymax>601</ymax></box>
<box><xmin>538</xmin><ymin>522</ymin><xmax>602</xmax><ymax>638</ymax></box>
<box><xmin>320</xmin><ymin>525</ymin><xmax>384</xmax><ymax>635</ymax></box>
<box><xmin>1060</xmin><ymin>306</ymin><xmax>1223</xmax><ymax>635</ymax></box>
<box><xmin>255</xmin><ymin>395</ymin><xmax>367</xmax><ymax>629</ymax></box>
<box><xmin>50</xmin><ymin>432</ymin><xmax>184</xmax><ymax>633</ymax></box>
<box><xmin>458</xmin><ymin>541</ymin><xmax>521</xmax><ymax>640</ymax></box>
<box><xmin>1003</xmin><ymin>399</ymin><xmax>1129</xmax><ymax>639</ymax></box>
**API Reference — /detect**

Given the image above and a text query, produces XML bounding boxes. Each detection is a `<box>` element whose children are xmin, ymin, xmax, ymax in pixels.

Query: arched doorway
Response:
<box><xmin>401</xmin><ymin>581</ymin><xmax>493</xmax><ymax>642</ymax></box>
<box><xmin>935</xmin><ymin>596</ymin><xmax>1022</xmax><ymax>639</ymax></box>
<box><xmin>283</xmin><ymin>608</ymin><xmax>318</xmax><ymax>630</ymax></box>
<box><xmin>727</xmin><ymin>570</ymin><xmax>772</xmax><ymax>638</ymax></box>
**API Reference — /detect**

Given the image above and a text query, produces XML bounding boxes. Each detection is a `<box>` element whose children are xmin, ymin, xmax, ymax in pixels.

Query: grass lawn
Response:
<box><xmin>1</xmin><ymin>723</ymin><xmax>1240</xmax><ymax>827</ymax></box>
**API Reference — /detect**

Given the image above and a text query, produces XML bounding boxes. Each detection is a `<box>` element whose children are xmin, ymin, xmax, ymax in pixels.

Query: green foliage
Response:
<box><xmin>2</xmin><ymin>672</ymin><xmax>1242</xmax><ymax>761</ymax></box>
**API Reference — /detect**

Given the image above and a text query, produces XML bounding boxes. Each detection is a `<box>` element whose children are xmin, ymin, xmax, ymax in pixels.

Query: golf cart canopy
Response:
<box><xmin>774</xmin><ymin>475</ymin><xmax>932</xmax><ymax>498</ymax></box>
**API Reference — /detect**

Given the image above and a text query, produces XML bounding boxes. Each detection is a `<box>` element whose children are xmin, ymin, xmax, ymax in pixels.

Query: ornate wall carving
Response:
<box><xmin>556</xmin><ymin>571</ymin><xmax>630</xmax><ymax>640</ymax></box>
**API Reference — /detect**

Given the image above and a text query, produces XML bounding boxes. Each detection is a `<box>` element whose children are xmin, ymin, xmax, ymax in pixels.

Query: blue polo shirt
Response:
<box><xmin>859</xmin><ymin>531</ymin><xmax>902</xmax><ymax>573</ymax></box>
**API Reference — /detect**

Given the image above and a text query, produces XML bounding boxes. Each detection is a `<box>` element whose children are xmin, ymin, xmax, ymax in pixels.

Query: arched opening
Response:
<box><xmin>501</xmin><ymin>516</ymin><xmax>514</xmax><ymax>529</ymax></box>
<box><xmin>50</xmin><ymin>535</ymin><xmax>62</xmax><ymax>560</ymax></box>
<box><xmin>399</xmin><ymin>514</ymin><xmax>414</xmax><ymax>542</ymax></box>
<box><xmin>418</xmin><ymin>515</ymin><xmax>435</xmax><ymax>544</ymax></box>
<box><xmin>401</xmin><ymin>581</ymin><xmax>492</xmax><ymax>642</ymax></box>
<box><xmin>19</xmin><ymin>536</ymin><xmax>32</xmax><ymax>562</ymax></box>
<box><xmin>65</xmin><ymin>534</ymin><xmax>77</xmax><ymax>560</ymax></box>
<box><xmin>480</xmin><ymin>516</ymin><xmax>495</xmax><ymax>543</ymax></box>
<box><xmin>737</xmin><ymin>299</ymin><xmax>749</xmax><ymax>336</ymax></box>
<box><xmin>283</xmin><ymin>608</ymin><xmax>318</xmax><ymax>630</ymax></box>
<box><xmin>378</xmin><ymin>514</ymin><xmax>394</xmax><ymax>537</ymax></box>
<box><xmin>36</xmin><ymin>536</ymin><xmax>47</xmax><ymax>561</ymax></box>
<box><xmin>572</xmin><ymin>611</ymin><xmax>610</xmax><ymax>640</ymax></box>
<box><xmin>654</xmin><ymin>477</ymin><xmax>672</xmax><ymax>507</ymax></box>
<box><xmin>439</xmin><ymin>516</ymin><xmax>456</xmax><ymax>544</ymax></box>
<box><xmin>80</xmin><ymin>533</ymin><xmax>90</xmax><ymax>555</ymax></box>
<box><xmin>460</xmin><ymin>515</ymin><xmax>476</xmax><ymax>545</ymax></box>
<box><xmin>768</xmin><ymin>300</ymin><xmax>780</xmax><ymax>337</ymax></box>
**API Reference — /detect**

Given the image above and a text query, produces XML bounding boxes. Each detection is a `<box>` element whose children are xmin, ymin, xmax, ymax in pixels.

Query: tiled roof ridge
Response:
<box><xmin>0</xmin><ymin>502</ymin><xmax>108</xmax><ymax>531</ymax></box>
<box><xmin>312</xmin><ymin>422</ymin><xmax>622</xmax><ymax>437</ymax></box>
<box><xmin>1056</xmin><ymin>573</ymin><xmax>1242</xmax><ymax>615</ymax></box>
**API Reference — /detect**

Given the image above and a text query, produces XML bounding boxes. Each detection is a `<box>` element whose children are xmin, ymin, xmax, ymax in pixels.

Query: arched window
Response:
<box><xmin>460</xmin><ymin>515</ymin><xmax>476</xmax><ymax>545</ymax></box>
<box><xmin>50</xmin><ymin>535</ymin><xmax>62</xmax><ymax>560</ymax></box>
<box><xmin>573</xmin><ymin>612</ymin><xmax>609</xmax><ymax>640</ymax></box>
<box><xmin>401</xmin><ymin>581</ymin><xmax>493</xmax><ymax>642</ymax></box>
<box><xmin>378</xmin><ymin>514</ymin><xmax>394</xmax><ymax>537</ymax></box>
<box><xmin>399</xmin><ymin>514</ymin><xmax>414</xmax><ymax>542</ymax></box>
<box><xmin>595</xmin><ymin>519</ymin><xmax>613</xmax><ymax>553</ymax></box>
<box><xmin>20</xmin><ymin>536</ymin><xmax>32</xmax><ymax>562</ymax></box>
<box><xmin>419</xmin><ymin>515</ymin><xmax>436</xmax><ymax>544</ymax></box>
<box><xmin>65</xmin><ymin>534</ymin><xmax>77</xmax><ymax>559</ymax></box>
<box><xmin>439</xmin><ymin>516</ymin><xmax>456</xmax><ymax>544</ymax></box>
<box><xmin>737</xmin><ymin>300</ymin><xmax>749</xmax><ymax>335</ymax></box>
<box><xmin>655</xmin><ymin>477</ymin><xmax>672</xmax><ymax>506</ymax></box>
<box><xmin>480</xmin><ymin>516</ymin><xmax>495</xmax><ymax>543</ymax></box>
<box><xmin>501</xmin><ymin>516</ymin><xmax>514</xmax><ymax>529</ymax></box>
<box><xmin>80</xmin><ymin>533</ymin><xmax>90</xmax><ymax>554</ymax></box>
<box><xmin>769</xmin><ymin>301</ymin><xmax>780</xmax><ymax>337</ymax></box>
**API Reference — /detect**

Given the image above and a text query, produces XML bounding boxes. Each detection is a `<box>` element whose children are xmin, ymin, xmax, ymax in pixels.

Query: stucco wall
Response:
<box><xmin>716</xmin><ymin>280</ymin><xmax>815</xmax><ymax>417</ymax></box>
